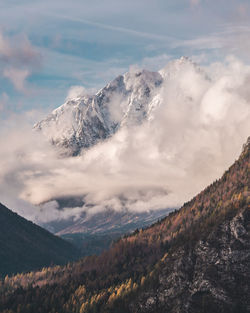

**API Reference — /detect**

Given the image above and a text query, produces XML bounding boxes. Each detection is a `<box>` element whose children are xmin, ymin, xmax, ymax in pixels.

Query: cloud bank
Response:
<box><xmin>0</xmin><ymin>56</ymin><xmax>249</xmax><ymax>224</ymax></box>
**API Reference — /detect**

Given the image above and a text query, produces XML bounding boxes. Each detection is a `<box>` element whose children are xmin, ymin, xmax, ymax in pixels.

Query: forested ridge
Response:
<box><xmin>0</xmin><ymin>203</ymin><xmax>79</xmax><ymax>277</ymax></box>
<box><xmin>0</xmin><ymin>137</ymin><xmax>249</xmax><ymax>313</ymax></box>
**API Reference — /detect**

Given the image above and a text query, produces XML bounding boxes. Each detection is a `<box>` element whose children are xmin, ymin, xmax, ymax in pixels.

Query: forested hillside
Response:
<box><xmin>0</xmin><ymin>137</ymin><xmax>249</xmax><ymax>313</ymax></box>
<box><xmin>0</xmin><ymin>203</ymin><xmax>79</xmax><ymax>277</ymax></box>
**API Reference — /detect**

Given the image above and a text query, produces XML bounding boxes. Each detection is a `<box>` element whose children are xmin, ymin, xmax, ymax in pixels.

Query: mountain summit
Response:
<box><xmin>35</xmin><ymin>57</ymin><xmax>207</xmax><ymax>156</ymax></box>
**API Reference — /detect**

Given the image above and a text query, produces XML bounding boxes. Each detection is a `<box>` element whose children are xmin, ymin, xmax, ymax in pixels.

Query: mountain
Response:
<box><xmin>40</xmin><ymin>199</ymin><xmax>170</xmax><ymax>256</ymax></box>
<box><xmin>55</xmin><ymin>208</ymin><xmax>171</xmax><ymax>255</ymax></box>
<box><xmin>55</xmin><ymin>208</ymin><xmax>171</xmax><ymax>236</ymax></box>
<box><xmin>34</xmin><ymin>57</ymin><xmax>205</xmax><ymax>156</ymax></box>
<box><xmin>34</xmin><ymin>68</ymin><xmax>163</xmax><ymax>156</ymax></box>
<box><xmin>0</xmin><ymin>202</ymin><xmax>79</xmax><ymax>277</ymax></box>
<box><xmin>0</xmin><ymin>137</ymin><xmax>248</xmax><ymax>313</ymax></box>
<box><xmin>33</xmin><ymin>56</ymin><xmax>208</xmax><ymax>248</ymax></box>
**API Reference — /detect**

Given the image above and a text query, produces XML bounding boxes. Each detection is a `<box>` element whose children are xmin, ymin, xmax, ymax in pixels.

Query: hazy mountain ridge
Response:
<box><xmin>41</xmin><ymin>202</ymin><xmax>171</xmax><ymax>256</ymax></box>
<box><xmin>0</xmin><ymin>137</ymin><xmax>248</xmax><ymax>313</ymax></box>
<box><xmin>55</xmin><ymin>208</ymin><xmax>171</xmax><ymax>235</ymax></box>
<box><xmin>56</xmin><ymin>208</ymin><xmax>171</xmax><ymax>256</ymax></box>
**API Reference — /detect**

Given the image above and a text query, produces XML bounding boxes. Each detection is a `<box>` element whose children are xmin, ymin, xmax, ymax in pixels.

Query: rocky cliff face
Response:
<box><xmin>131</xmin><ymin>208</ymin><xmax>250</xmax><ymax>313</ymax></box>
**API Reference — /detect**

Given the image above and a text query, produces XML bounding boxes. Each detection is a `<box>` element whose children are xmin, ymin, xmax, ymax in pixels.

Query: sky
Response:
<box><xmin>0</xmin><ymin>0</ymin><xmax>250</xmax><ymax>225</ymax></box>
<box><xmin>1</xmin><ymin>0</ymin><xmax>250</xmax><ymax>116</ymax></box>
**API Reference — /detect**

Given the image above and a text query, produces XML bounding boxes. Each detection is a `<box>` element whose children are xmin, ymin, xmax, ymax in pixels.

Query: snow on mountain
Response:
<box><xmin>35</xmin><ymin>68</ymin><xmax>163</xmax><ymax>155</ymax></box>
<box><xmin>35</xmin><ymin>57</ymin><xmax>207</xmax><ymax>156</ymax></box>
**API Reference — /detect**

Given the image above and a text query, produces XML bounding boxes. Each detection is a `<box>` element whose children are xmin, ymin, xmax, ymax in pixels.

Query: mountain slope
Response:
<box><xmin>0</xmin><ymin>203</ymin><xmax>79</xmax><ymax>277</ymax></box>
<box><xmin>129</xmin><ymin>138</ymin><xmax>250</xmax><ymax>313</ymax></box>
<box><xmin>56</xmin><ymin>208</ymin><xmax>170</xmax><ymax>256</ymax></box>
<box><xmin>0</xmin><ymin>137</ymin><xmax>249</xmax><ymax>313</ymax></box>
<box><xmin>130</xmin><ymin>209</ymin><xmax>249</xmax><ymax>313</ymax></box>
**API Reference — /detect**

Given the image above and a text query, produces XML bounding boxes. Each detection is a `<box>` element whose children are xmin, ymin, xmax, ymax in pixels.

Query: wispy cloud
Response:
<box><xmin>171</xmin><ymin>25</ymin><xmax>250</xmax><ymax>59</ymax></box>
<box><xmin>3</xmin><ymin>67</ymin><xmax>30</xmax><ymax>93</ymax></box>
<box><xmin>0</xmin><ymin>31</ymin><xmax>41</xmax><ymax>67</ymax></box>
<box><xmin>45</xmin><ymin>12</ymin><xmax>175</xmax><ymax>43</ymax></box>
<box><xmin>140</xmin><ymin>54</ymin><xmax>172</xmax><ymax>71</ymax></box>
<box><xmin>0</xmin><ymin>31</ymin><xmax>41</xmax><ymax>93</ymax></box>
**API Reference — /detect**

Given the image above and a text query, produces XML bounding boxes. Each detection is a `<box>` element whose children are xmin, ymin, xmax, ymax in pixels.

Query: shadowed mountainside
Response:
<box><xmin>0</xmin><ymin>203</ymin><xmax>79</xmax><ymax>277</ymax></box>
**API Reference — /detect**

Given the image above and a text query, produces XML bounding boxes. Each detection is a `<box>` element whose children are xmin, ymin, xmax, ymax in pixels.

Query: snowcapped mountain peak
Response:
<box><xmin>159</xmin><ymin>56</ymin><xmax>200</xmax><ymax>79</ymax></box>
<box><xmin>35</xmin><ymin>67</ymin><xmax>164</xmax><ymax>155</ymax></box>
<box><xmin>123</xmin><ymin>69</ymin><xmax>162</xmax><ymax>92</ymax></box>
<box><xmin>35</xmin><ymin>57</ymin><xmax>206</xmax><ymax>156</ymax></box>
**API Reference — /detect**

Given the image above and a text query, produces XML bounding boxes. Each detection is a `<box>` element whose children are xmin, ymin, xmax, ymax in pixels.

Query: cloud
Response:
<box><xmin>3</xmin><ymin>67</ymin><xmax>30</xmax><ymax>92</ymax></box>
<box><xmin>44</xmin><ymin>12</ymin><xmax>175</xmax><ymax>43</ymax></box>
<box><xmin>140</xmin><ymin>54</ymin><xmax>172</xmax><ymax>71</ymax></box>
<box><xmin>172</xmin><ymin>25</ymin><xmax>250</xmax><ymax>60</ymax></box>
<box><xmin>66</xmin><ymin>85</ymin><xmax>95</xmax><ymax>100</ymax></box>
<box><xmin>190</xmin><ymin>0</ymin><xmax>200</xmax><ymax>7</ymax></box>
<box><xmin>0</xmin><ymin>56</ymin><xmax>249</xmax><ymax>224</ymax></box>
<box><xmin>0</xmin><ymin>31</ymin><xmax>41</xmax><ymax>93</ymax></box>
<box><xmin>0</xmin><ymin>31</ymin><xmax>41</xmax><ymax>67</ymax></box>
<box><xmin>0</xmin><ymin>92</ymin><xmax>9</xmax><ymax>111</ymax></box>
<box><xmin>1</xmin><ymin>0</ymin><xmax>250</xmax><ymax>110</ymax></box>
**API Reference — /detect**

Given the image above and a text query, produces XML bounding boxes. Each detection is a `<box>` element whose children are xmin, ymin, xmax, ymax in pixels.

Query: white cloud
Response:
<box><xmin>0</xmin><ymin>31</ymin><xmax>41</xmax><ymax>93</ymax></box>
<box><xmin>0</xmin><ymin>31</ymin><xmax>41</xmax><ymax>66</ymax></box>
<box><xmin>0</xmin><ymin>56</ymin><xmax>249</xmax><ymax>223</ymax></box>
<box><xmin>3</xmin><ymin>67</ymin><xmax>30</xmax><ymax>92</ymax></box>
<box><xmin>66</xmin><ymin>85</ymin><xmax>94</xmax><ymax>100</ymax></box>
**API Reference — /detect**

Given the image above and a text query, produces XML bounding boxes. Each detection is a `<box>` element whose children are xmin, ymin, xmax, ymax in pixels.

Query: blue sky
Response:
<box><xmin>1</xmin><ymin>0</ymin><xmax>250</xmax><ymax>117</ymax></box>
